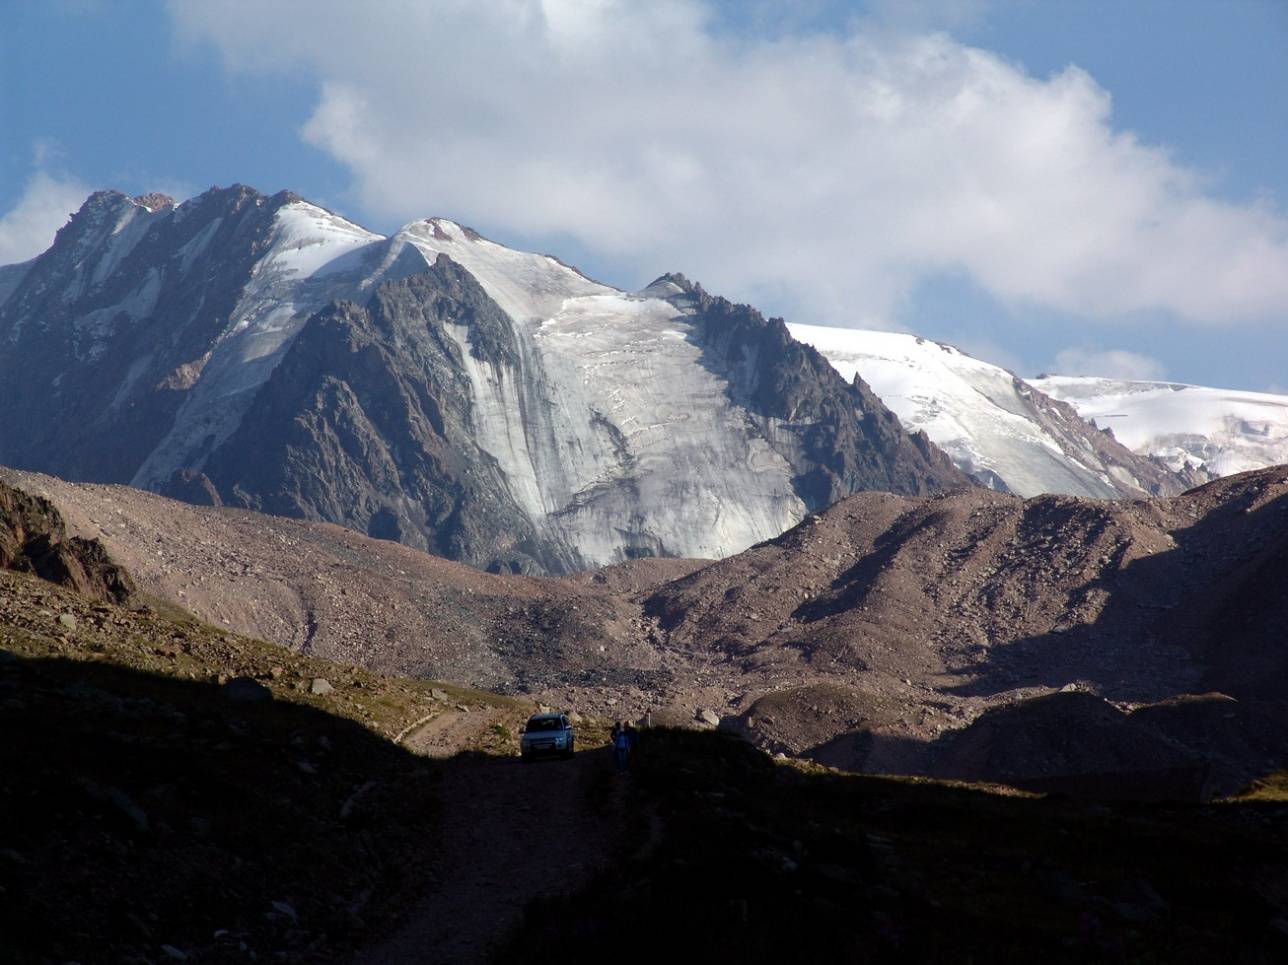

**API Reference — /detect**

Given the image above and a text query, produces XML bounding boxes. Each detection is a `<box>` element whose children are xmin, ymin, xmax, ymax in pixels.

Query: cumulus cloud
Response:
<box><xmin>1050</xmin><ymin>347</ymin><xmax>1167</xmax><ymax>381</ymax></box>
<box><xmin>169</xmin><ymin>0</ymin><xmax>1288</xmax><ymax>328</ymax></box>
<box><xmin>0</xmin><ymin>169</ymin><xmax>91</xmax><ymax>266</ymax></box>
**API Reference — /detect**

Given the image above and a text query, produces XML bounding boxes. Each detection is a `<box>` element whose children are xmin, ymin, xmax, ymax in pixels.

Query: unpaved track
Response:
<box><xmin>353</xmin><ymin>747</ymin><xmax>622</xmax><ymax>965</ymax></box>
<box><xmin>405</xmin><ymin>709</ymin><xmax>507</xmax><ymax>759</ymax></box>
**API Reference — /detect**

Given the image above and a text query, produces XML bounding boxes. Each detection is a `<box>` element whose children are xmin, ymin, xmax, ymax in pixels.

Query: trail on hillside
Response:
<box><xmin>353</xmin><ymin>740</ymin><xmax>624</xmax><ymax>965</ymax></box>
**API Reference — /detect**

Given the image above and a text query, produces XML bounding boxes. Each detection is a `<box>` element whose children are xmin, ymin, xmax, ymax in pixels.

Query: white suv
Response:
<box><xmin>519</xmin><ymin>713</ymin><xmax>575</xmax><ymax>760</ymax></box>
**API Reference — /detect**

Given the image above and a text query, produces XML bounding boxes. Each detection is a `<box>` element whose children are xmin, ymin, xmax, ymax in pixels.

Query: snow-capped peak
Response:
<box><xmin>132</xmin><ymin>199</ymin><xmax>386</xmax><ymax>489</ymax></box>
<box><xmin>789</xmin><ymin>324</ymin><xmax>1183</xmax><ymax>498</ymax></box>
<box><xmin>393</xmin><ymin>217</ymin><xmax>613</xmax><ymax>324</ymax></box>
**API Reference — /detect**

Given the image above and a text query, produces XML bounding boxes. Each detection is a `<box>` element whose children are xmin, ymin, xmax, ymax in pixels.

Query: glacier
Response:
<box><xmin>1033</xmin><ymin>376</ymin><xmax>1288</xmax><ymax>478</ymax></box>
<box><xmin>132</xmin><ymin>200</ymin><xmax>384</xmax><ymax>490</ymax></box>
<box><xmin>788</xmin><ymin>325</ymin><xmax>1183</xmax><ymax>498</ymax></box>
<box><xmin>385</xmin><ymin>219</ymin><xmax>807</xmax><ymax>566</ymax></box>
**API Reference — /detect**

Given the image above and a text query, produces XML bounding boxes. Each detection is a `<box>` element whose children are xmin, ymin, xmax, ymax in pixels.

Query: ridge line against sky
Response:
<box><xmin>2</xmin><ymin>0</ymin><xmax>1287</xmax><ymax>391</ymax></box>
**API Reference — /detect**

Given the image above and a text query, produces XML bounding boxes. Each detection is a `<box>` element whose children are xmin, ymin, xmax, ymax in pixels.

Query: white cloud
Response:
<box><xmin>941</xmin><ymin>333</ymin><xmax>1026</xmax><ymax>375</ymax></box>
<box><xmin>1050</xmin><ymin>347</ymin><xmax>1167</xmax><ymax>381</ymax></box>
<box><xmin>0</xmin><ymin>169</ymin><xmax>91</xmax><ymax>266</ymax></box>
<box><xmin>168</xmin><ymin>0</ymin><xmax>1288</xmax><ymax>328</ymax></box>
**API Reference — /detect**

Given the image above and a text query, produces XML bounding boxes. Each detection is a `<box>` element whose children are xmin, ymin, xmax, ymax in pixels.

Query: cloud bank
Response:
<box><xmin>171</xmin><ymin>0</ymin><xmax>1288</xmax><ymax>328</ymax></box>
<box><xmin>1050</xmin><ymin>347</ymin><xmax>1166</xmax><ymax>381</ymax></box>
<box><xmin>0</xmin><ymin>169</ymin><xmax>91</xmax><ymax>266</ymax></box>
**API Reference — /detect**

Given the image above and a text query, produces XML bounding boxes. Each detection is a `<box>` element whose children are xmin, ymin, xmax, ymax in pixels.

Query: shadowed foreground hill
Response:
<box><xmin>0</xmin><ymin>506</ymin><xmax>524</xmax><ymax>964</ymax></box>
<box><xmin>503</xmin><ymin>729</ymin><xmax>1288</xmax><ymax>964</ymax></box>
<box><xmin>6</xmin><ymin>490</ymin><xmax>1288</xmax><ymax>963</ymax></box>
<box><xmin>1</xmin><ymin>652</ymin><xmax>436</xmax><ymax>964</ymax></box>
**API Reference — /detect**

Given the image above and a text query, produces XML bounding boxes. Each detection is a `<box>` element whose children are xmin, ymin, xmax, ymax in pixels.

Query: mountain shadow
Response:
<box><xmin>0</xmin><ymin>653</ymin><xmax>438</xmax><ymax>965</ymax></box>
<box><xmin>500</xmin><ymin>728</ymin><xmax>1288</xmax><ymax>964</ymax></box>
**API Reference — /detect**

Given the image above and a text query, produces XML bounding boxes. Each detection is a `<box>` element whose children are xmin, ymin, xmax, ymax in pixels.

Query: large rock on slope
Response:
<box><xmin>0</xmin><ymin>481</ymin><xmax>133</xmax><ymax>604</ymax></box>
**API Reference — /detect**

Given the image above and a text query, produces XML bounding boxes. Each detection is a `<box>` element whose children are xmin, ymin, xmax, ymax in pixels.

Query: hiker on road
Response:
<box><xmin>613</xmin><ymin>722</ymin><xmax>630</xmax><ymax>772</ymax></box>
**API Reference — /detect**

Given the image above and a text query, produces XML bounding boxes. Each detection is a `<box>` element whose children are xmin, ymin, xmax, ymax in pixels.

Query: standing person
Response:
<box><xmin>613</xmin><ymin>722</ymin><xmax>630</xmax><ymax>773</ymax></box>
<box><xmin>625</xmin><ymin>722</ymin><xmax>639</xmax><ymax>761</ymax></box>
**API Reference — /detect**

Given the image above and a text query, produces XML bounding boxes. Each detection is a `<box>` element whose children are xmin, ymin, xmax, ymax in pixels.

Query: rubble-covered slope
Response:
<box><xmin>646</xmin><ymin>467</ymin><xmax>1288</xmax><ymax>793</ymax></box>
<box><xmin>14</xmin><ymin>463</ymin><xmax>1288</xmax><ymax>799</ymax></box>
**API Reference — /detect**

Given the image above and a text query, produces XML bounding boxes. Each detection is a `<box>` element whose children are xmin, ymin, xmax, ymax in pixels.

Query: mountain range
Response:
<box><xmin>789</xmin><ymin>325</ymin><xmax>1196</xmax><ymax>497</ymax></box>
<box><xmin>1</xmin><ymin>183</ymin><xmax>1282</xmax><ymax>576</ymax></box>
<box><xmin>0</xmin><ymin>186</ymin><xmax>965</xmax><ymax>575</ymax></box>
<box><xmin>7</xmin><ymin>183</ymin><xmax>1288</xmax><ymax>958</ymax></box>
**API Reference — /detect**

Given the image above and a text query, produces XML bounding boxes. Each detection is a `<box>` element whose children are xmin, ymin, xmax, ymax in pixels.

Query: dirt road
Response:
<box><xmin>353</xmin><ymin>741</ymin><xmax>624</xmax><ymax>965</ymax></box>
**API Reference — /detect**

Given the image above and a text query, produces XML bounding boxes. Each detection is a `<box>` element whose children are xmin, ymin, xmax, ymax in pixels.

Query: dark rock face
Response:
<box><xmin>159</xmin><ymin>470</ymin><xmax>222</xmax><ymax>507</ymax></box>
<box><xmin>0</xmin><ymin>481</ymin><xmax>133</xmax><ymax>604</ymax></box>
<box><xmin>662</xmin><ymin>274</ymin><xmax>969</xmax><ymax>508</ymax></box>
<box><xmin>0</xmin><ymin>186</ymin><xmax>290</xmax><ymax>483</ymax></box>
<box><xmin>203</xmin><ymin>259</ymin><xmax>564</xmax><ymax>573</ymax></box>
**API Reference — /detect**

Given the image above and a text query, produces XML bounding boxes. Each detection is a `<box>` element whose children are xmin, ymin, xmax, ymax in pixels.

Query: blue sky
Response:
<box><xmin>3</xmin><ymin>0</ymin><xmax>1287</xmax><ymax>390</ymax></box>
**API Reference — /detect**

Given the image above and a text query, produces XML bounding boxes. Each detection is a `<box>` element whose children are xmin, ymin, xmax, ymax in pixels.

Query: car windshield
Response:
<box><xmin>526</xmin><ymin>717</ymin><xmax>564</xmax><ymax>732</ymax></box>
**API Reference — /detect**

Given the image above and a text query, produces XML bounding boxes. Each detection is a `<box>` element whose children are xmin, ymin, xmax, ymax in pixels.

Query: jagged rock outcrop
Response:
<box><xmin>0</xmin><ymin>481</ymin><xmax>133</xmax><ymax>603</ymax></box>
<box><xmin>662</xmin><ymin>274</ymin><xmax>965</xmax><ymax>505</ymax></box>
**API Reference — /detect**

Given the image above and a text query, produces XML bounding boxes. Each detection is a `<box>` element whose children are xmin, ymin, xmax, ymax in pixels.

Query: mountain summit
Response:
<box><xmin>0</xmin><ymin>186</ymin><xmax>968</xmax><ymax>573</ymax></box>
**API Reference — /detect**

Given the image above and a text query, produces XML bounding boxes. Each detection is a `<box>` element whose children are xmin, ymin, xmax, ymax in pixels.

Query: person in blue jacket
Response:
<box><xmin>613</xmin><ymin>722</ymin><xmax>630</xmax><ymax>772</ymax></box>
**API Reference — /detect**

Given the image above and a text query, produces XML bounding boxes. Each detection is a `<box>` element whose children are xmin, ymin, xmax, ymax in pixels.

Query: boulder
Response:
<box><xmin>221</xmin><ymin>676</ymin><xmax>272</xmax><ymax>703</ymax></box>
<box><xmin>309</xmin><ymin>678</ymin><xmax>334</xmax><ymax>696</ymax></box>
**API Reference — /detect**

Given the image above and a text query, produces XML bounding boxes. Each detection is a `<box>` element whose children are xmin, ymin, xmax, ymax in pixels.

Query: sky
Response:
<box><xmin>2</xmin><ymin>0</ymin><xmax>1287</xmax><ymax>390</ymax></box>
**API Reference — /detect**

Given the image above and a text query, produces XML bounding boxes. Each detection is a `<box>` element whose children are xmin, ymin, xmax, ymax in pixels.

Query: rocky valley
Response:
<box><xmin>4</xmin><ymin>474</ymin><xmax>1288</xmax><ymax>963</ymax></box>
<box><xmin>9</xmin><ymin>460</ymin><xmax>1288</xmax><ymax>803</ymax></box>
